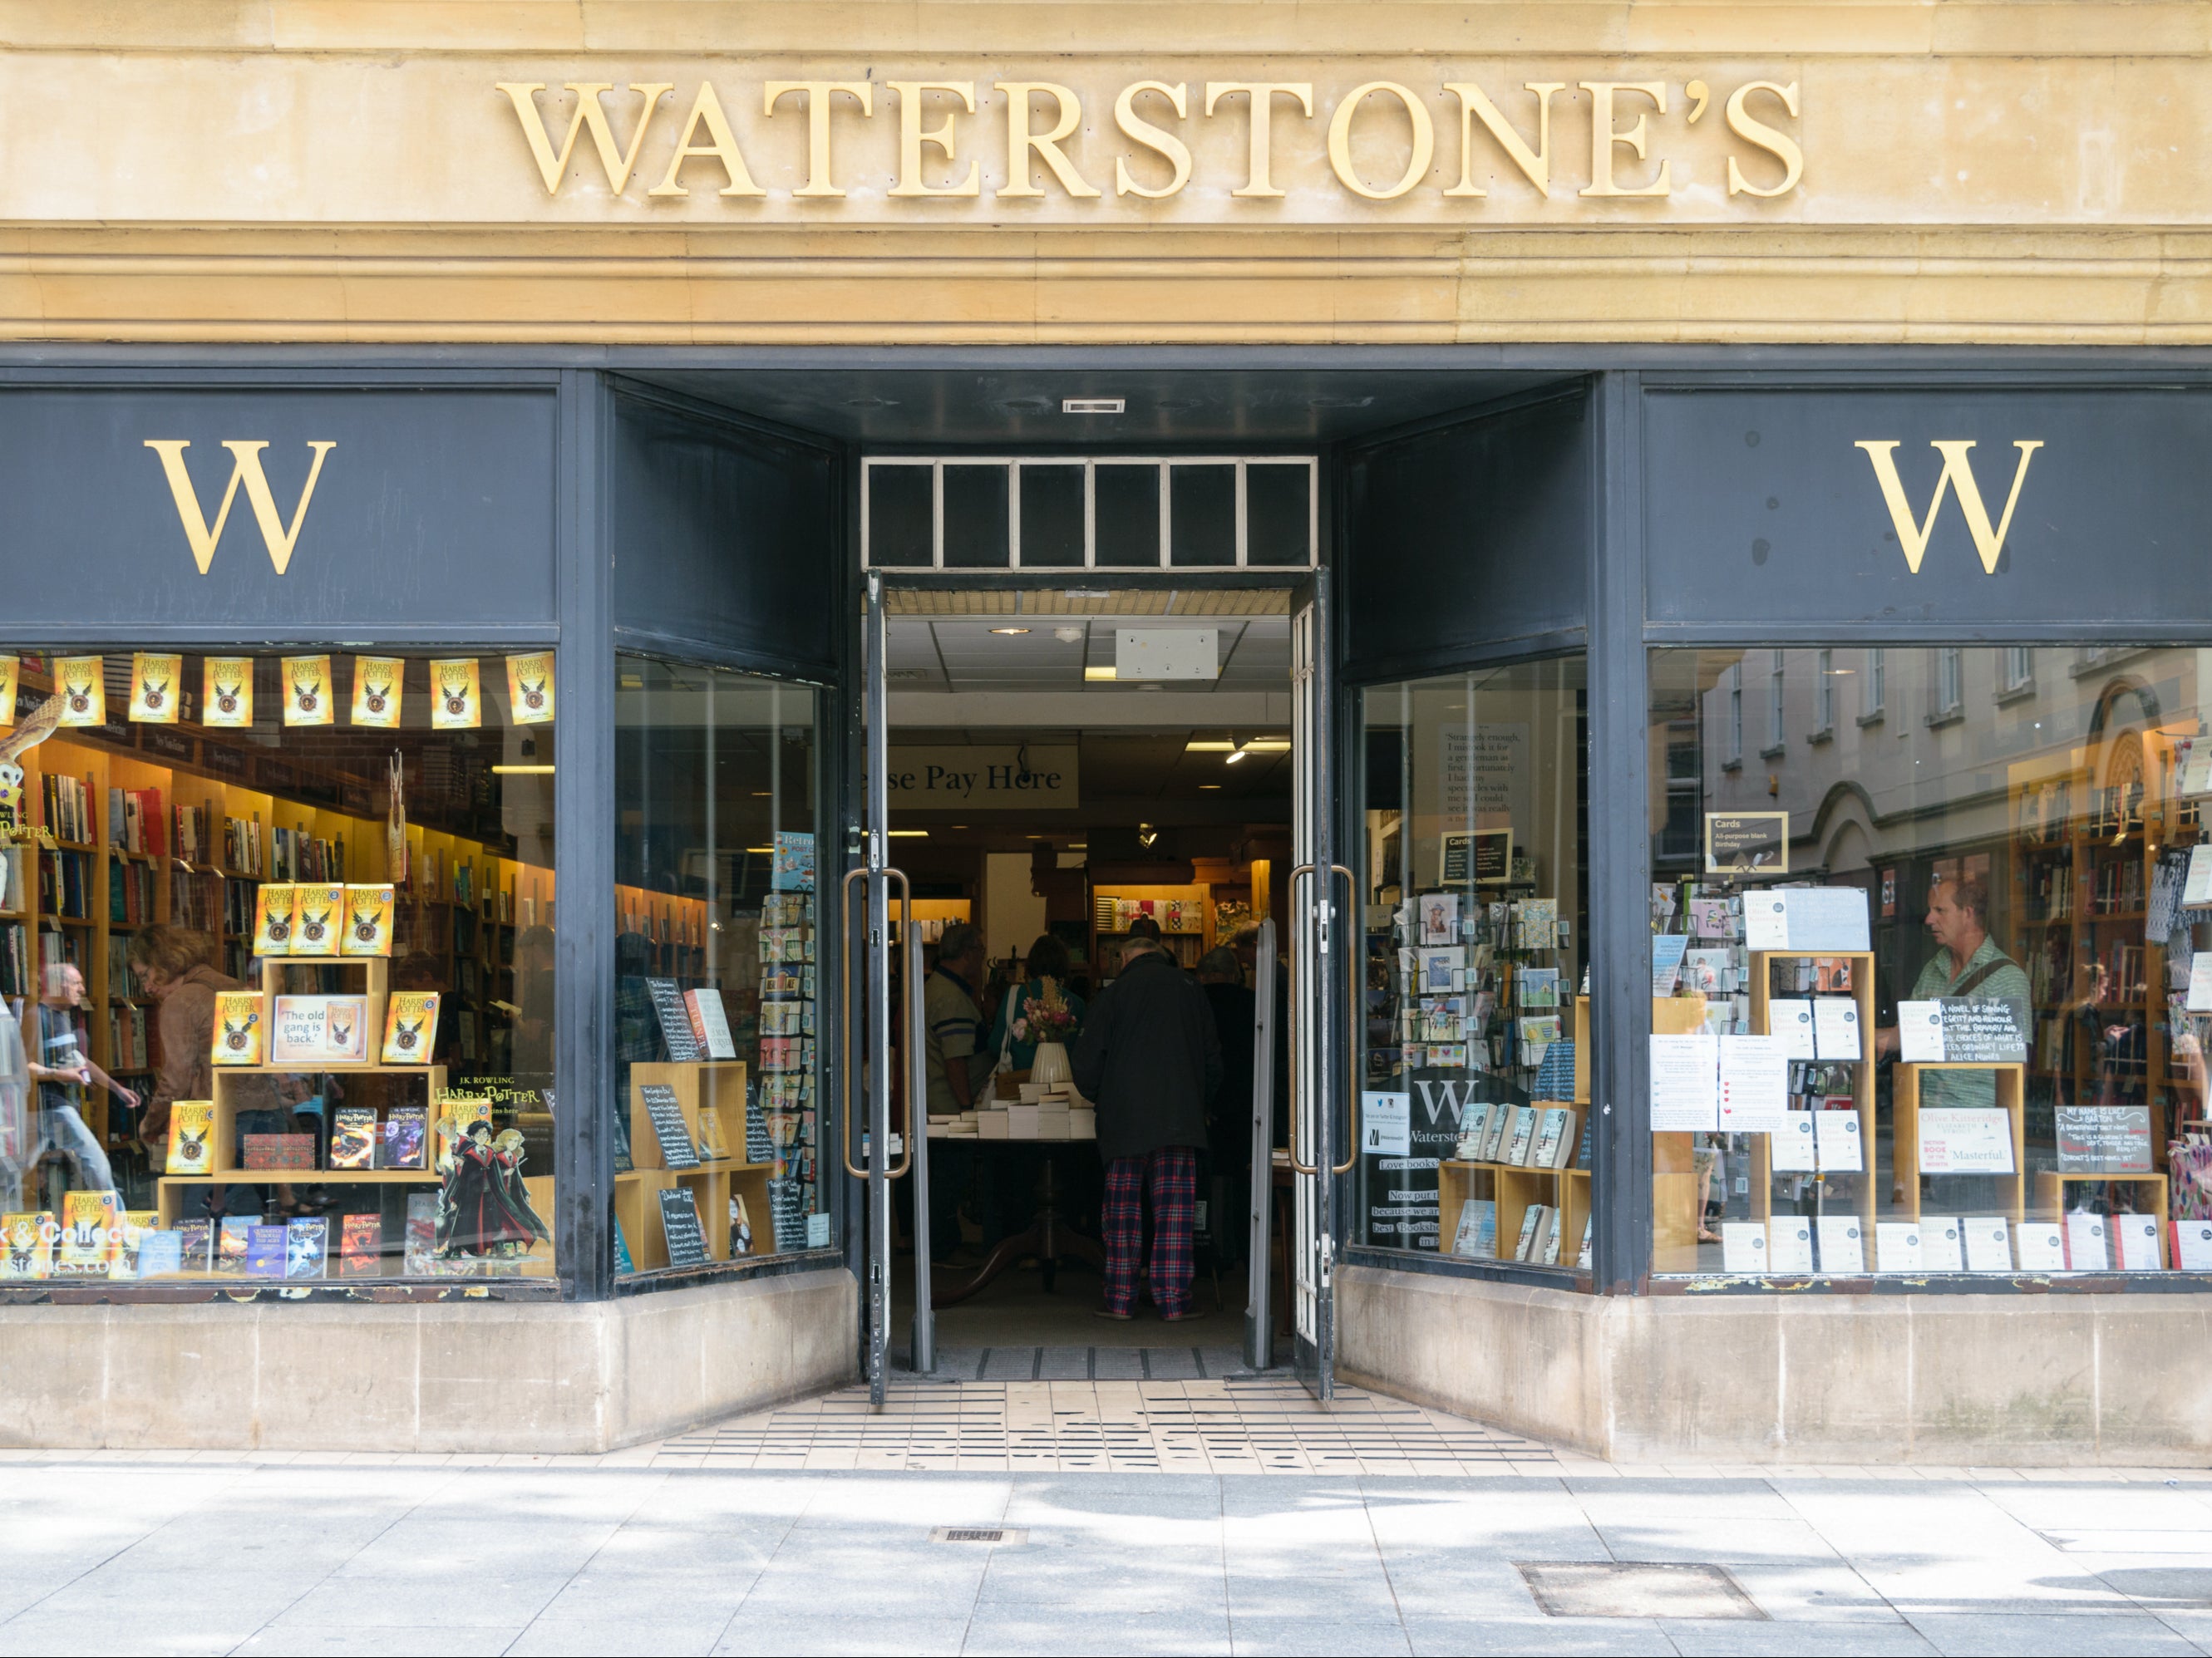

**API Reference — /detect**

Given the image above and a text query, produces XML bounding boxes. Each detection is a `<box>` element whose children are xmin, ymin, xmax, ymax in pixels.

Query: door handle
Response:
<box><xmin>1284</xmin><ymin>863</ymin><xmax>1362</xmax><ymax>1177</ymax></box>
<box><xmin>1286</xmin><ymin>863</ymin><xmax>1318</xmax><ymax>1175</ymax></box>
<box><xmin>840</xmin><ymin>863</ymin><xmax>916</xmax><ymax>1180</ymax></box>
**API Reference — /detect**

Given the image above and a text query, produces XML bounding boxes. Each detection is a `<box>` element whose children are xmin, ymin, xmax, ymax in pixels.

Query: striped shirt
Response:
<box><xmin>924</xmin><ymin>967</ymin><xmax>983</xmax><ymax>1117</ymax></box>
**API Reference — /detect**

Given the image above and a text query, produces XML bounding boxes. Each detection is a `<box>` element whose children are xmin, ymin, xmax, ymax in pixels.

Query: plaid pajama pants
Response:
<box><xmin>1101</xmin><ymin>1146</ymin><xmax>1199</xmax><ymax>1316</ymax></box>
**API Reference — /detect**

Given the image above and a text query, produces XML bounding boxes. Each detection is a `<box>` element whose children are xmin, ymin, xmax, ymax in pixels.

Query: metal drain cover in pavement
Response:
<box><xmin>930</xmin><ymin>1527</ymin><xmax>1028</xmax><ymax>1545</ymax></box>
<box><xmin>1517</xmin><ymin>1562</ymin><xmax>1765</xmax><ymax>1620</ymax></box>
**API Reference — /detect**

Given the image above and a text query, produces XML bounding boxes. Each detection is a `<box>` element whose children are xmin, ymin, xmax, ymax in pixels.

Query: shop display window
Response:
<box><xmin>0</xmin><ymin>648</ymin><xmax>556</xmax><ymax>1284</ymax></box>
<box><xmin>1650</xmin><ymin>646</ymin><xmax>2212</xmax><ymax>1279</ymax></box>
<box><xmin>613</xmin><ymin>657</ymin><xmax>823</xmax><ymax>1275</ymax></box>
<box><xmin>1357</xmin><ymin>657</ymin><xmax>1590</xmax><ymax>1268</ymax></box>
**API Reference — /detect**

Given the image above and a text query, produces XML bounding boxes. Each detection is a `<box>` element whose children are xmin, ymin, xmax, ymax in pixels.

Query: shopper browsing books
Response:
<box><xmin>26</xmin><ymin>962</ymin><xmax>130</xmax><ymax>1198</ymax></box>
<box><xmin>1870</xmin><ymin>873</ymin><xmax>2031</xmax><ymax>1109</ymax></box>
<box><xmin>1072</xmin><ymin>931</ymin><xmax>1223</xmax><ymax>1322</ymax></box>
<box><xmin>986</xmin><ymin>934</ymin><xmax>1087</xmax><ymax>1072</ymax></box>
<box><xmin>924</xmin><ymin>923</ymin><xmax>993</xmax><ymax>1258</ymax></box>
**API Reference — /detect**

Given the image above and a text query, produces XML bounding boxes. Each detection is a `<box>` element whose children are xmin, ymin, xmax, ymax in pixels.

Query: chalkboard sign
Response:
<box><xmin>638</xmin><ymin>1082</ymin><xmax>700</xmax><ymax>1168</ymax></box>
<box><xmin>2057</xmin><ymin>1105</ymin><xmax>2153</xmax><ymax>1173</ymax></box>
<box><xmin>1937</xmin><ymin>996</ymin><xmax>2029</xmax><ymax>1064</ymax></box>
<box><xmin>657</xmin><ymin>1187</ymin><xmax>710</xmax><ymax>1268</ymax></box>
<box><xmin>646</xmin><ymin>977</ymin><xmax>702</xmax><ymax>1062</ymax></box>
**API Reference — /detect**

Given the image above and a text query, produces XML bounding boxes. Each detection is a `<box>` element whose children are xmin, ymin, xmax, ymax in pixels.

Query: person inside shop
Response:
<box><xmin>1196</xmin><ymin>946</ymin><xmax>1255</xmax><ymax>1271</ymax></box>
<box><xmin>1872</xmin><ymin>873</ymin><xmax>2032</xmax><ymax>1111</ymax></box>
<box><xmin>25</xmin><ymin>961</ymin><xmax>130</xmax><ymax>1199</ymax></box>
<box><xmin>988</xmin><ymin>933</ymin><xmax>1086</xmax><ymax>1074</ymax></box>
<box><xmin>924</xmin><ymin>922</ymin><xmax>993</xmax><ymax>1261</ymax></box>
<box><xmin>130</xmin><ymin>924</ymin><xmax>288</xmax><ymax>1218</ymax></box>
<box><xmin>1073</xmin><ymin>930</ymin><xmax>1222</xmax><ymax>1322</ymax></box>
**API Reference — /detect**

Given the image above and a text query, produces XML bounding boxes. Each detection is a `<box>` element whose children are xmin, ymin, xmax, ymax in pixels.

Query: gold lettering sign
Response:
<box><xmin>144</xmin><ymin>440</ymin><xmax>336</xmax><ymax>575</ymax></box>
<box><xmin>1855</xmin><ymin>440</ymin><xmax>2043</xmax><ymax>575</ymax></box>
<box><xmin>495</xmin><ymin>75</ymin><xmax>1802</xmax><ymax>207</ymax></box>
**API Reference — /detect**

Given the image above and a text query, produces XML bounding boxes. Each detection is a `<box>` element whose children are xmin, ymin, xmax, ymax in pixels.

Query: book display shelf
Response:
<box><xmin>1893</xmin><ymin>1061</ymin><xmax>2028</xmax><ymax>1226</ymax></box>
<box><xmin>1091</xmin><ymin>883</ymin><xmax>1212</xmax><ymax>971</ymax></box>
<box><xmin>1746</xmin><ymin>950</ymin><xmax>1876</xmax><ymax>1230</ymax></box>
<box><xmin>613</xmin><ymin>1060</ymin><xmax>771</xmax><ymax>1269</ymax></box>
<box><xmin>155</xmin><ymin>955</ymin><xmax>446</xmax><ymax>1228</ymax></box>
<box><xmin>1437</xmin><ymin>994</ymin><xmax>1592</xmax><ymax>1267</ymax></box>
<box><xmin>1649</xmin><ymin>994</ymin><xmax>1716</xmax><ymax>1272</ymax></box>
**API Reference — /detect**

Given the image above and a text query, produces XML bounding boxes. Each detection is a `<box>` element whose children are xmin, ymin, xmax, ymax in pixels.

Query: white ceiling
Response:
<box><xmin>886</xmin><ymin>616</ymin><xmax>1288</xmax><ymax>696</ymax></box>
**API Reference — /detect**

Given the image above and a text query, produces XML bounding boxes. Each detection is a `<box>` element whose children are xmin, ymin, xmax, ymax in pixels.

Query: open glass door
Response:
<box><xmin>1288</xmin><ymin>570</ymin><xmax>1352</xmax><ymax>1399</ymax></box>
<box><xmin>845</xmin><ymin>572</ymin><xmax>929</xmax><ymax>1409</ymax></box>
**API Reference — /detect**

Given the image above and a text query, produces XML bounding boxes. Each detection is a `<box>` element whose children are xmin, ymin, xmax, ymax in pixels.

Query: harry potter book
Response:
<box><xmin>382</xmin><ymin>1106</ymin><xmax>427</xmax><ymax>1170</ymax></box>
<box><xmin>54</xmin><ymin>656</ymin><xmax>104</xmax><ymax>727</ymax></box>
<box><xmin>281</xmin><ymin>654</ymin><xmax>333</xmax><ymax>727</ymax></box>
<box><xmin>244</xmin><ymin>1223</ymin><xmax>288</xmax><ymax>1277</ymax></box>
<box><xmin>112</xmin><ymin>1209</ymin><xmax>159</xmax><ymax>1278</ymax></box>
<box><xmin>253</xmin><ymin>883</ymin><xmax>298</xmax><ymax>956</ymax></box>
<box><xmin>54</xmin><ymin>1191</ymin><xmax>117</xmax><ymax>1274</ymax></box>
<box><xmin>202</xmin><ymin>657</ymin><xmax>254</xmax><ymax>729</ymax></box>
<box><xmin>341</xmin><ymin>883</ymin><xmax>394</xmax><ymax>957</ymax></box>
<box><xmin>269</xmin><ymin>995</ymin><xmax>369</xmax><ymax>1065</ymax></box>
<box><xmin>338</xmin><ymin>1213</ymin><xmax>382</xmax><ymax>1276</ymax></box>
<box><xmin>290</xmin><ymin>883</ymin><xmax>343</xmax><ymax>955</ymax></box>
<box><xmin>380</xmin><ymin>991</ymin><xmax>440</xmax><ymax>1064</ymax></box>
<box><xmin>505</xmin><ymin>652</ymin><xmax>554</xmax><ymax>726</ymax></box>
<box><xmin>178</xmin><ymin>1217</ymin><xmax>214</xmax><ymax>1273</ymax></box>
<box><xmin>128</xmin><ymin>652</ymin><xmax>181</xmax><ymax>724</ymax></box>
<box><xmin>283</xmin><ymin>1216</ymin><xmax>328</xmax><ymax>1279</ymax></box>
<box><xmin>430</xmin><ymin>657</ymin><xmax>481</xmax><ymax>730</ymax></box>
<box><xmin>1</xmin><ymin>1211</ymin><xmax>54</xmax><ymax>1279</ymax></box>
<box><xmin>134</xmin><ymin>1230</ymin><xmax>184</xmax><ymax>1278</ymax></box>
<box><xmin>209</xmin><ymin>991</ymin><xmax>264</xmax><ymax>1065</ymax></box>
<box><xmin>216</xmin><ymin>1216</ymin><xmax>254</xmax><ymax>1275</ymax></box>
<box><xmin>328</xmin><ymin>1107</ymin><xmax>379</xmax><ymax>1170</ymax></box>
<box><xmin>349</xmin><ymin>655</ymin><xmax>404</xmax><ymax>728</ymax></box>
<box><xmin>167</xmin><ymin>1100</ymin><xmax>215</xmax><ymax>1173</ymax></box>
<box><xmin>697</xmin><ymin>1103</ymin><xmax>732</xmax><ymax>1162</ymax></box>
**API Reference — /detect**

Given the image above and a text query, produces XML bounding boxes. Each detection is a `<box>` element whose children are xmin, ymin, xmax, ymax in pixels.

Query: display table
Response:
<box><xmin>928</xmin><ymin>1139</ymin><xmax>1104</xmax><ymax>1306</ymax></box>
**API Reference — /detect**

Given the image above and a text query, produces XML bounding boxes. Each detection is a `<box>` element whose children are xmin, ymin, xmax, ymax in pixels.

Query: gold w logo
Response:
<box><xmin>1854</xmin><ymin>439</ymin><xmax>2043</xmax><ymax>575</ymax></box>
<box><xmin>143</xmin><ymin>440</ymin><xmax>337</xmax><ymax>576</ymax></box>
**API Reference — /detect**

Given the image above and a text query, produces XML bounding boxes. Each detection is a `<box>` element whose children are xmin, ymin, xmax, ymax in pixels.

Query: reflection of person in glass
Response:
<box><xmin>1874</xmin><ymin>873</ymin><xmax>2031</xmax><ymax>1108</ymax></box>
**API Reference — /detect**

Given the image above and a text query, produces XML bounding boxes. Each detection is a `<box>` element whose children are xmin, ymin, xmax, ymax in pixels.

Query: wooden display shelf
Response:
<box><xmin>1650</xmin><ymin>992</ymin><xmax>1713</xmax><ymax>1274</ymax></box>
<box><xmin>614</xmin><ymin>1163</ymin><xmax>774</xmax><ymax>1272</ymax></box>
<box><xmin>1894</xmin><ymin>1061</ymin><xmax>2027</xmax><ymax>1225</ymax></box>
<box><xmin>1438</xmin><ymin>1105</ymin><xmax>1589</xmax><ymax>1266</ymax></box>
<box><xmin>155</xmin><ymin>1168</ymin><xmax>436</xmax><ymax>1228</ymax></box>
<box><xmin>2033</xmin><ymin>1170</ymin><xmax>2170</xmax><ymax>1267</ymax></box>
<box><xmin>1747</xmin><ymin>951</ymin><xmax>1876</xmax><ymax>1230</ymax></box>
<box><xmin>628</xmin><ymin>1060</ymin><xmax>747</xmax><ymax>1170</ymax></box>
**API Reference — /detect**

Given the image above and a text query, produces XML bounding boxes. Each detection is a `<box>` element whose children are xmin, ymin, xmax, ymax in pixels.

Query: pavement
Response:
<box><xmin>3</xmin><ymin>1451</ymin><xmax>2212</xmax><ymax>1655</ymax></box>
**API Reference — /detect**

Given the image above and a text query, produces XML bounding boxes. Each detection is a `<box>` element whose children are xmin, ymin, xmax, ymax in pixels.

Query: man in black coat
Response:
<box><xmin>1073</xmin><ymin>929</ymin><xmax>1223</xmax><ymax>1321</ymax></box>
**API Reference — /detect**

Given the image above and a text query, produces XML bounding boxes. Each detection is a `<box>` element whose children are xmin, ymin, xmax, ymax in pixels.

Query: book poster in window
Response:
<box><xmin>431</xmin><ymin>658</ymin><xmax>482</xmax><ymax>730</ymax></box>
<box><xmin>505</xmin><ymin>652</ymin><xmax>555</xmax><ymax>725</ymax></box>
<box><xmin>128</xmin><ymin>652</ymin><xmax>180</xmax><ymax>724</ymax></box>
<box><xmin>0</xmin><ymin>656</ymin><xmax>17</xmax><ymax>728</ymax></box>
<box><xmin>54</xmin><ymin>657</ymin><xmax>104</xmax><ymax>727</ymax></box>
<box><xmin>202</xmin><ymin>657</ymin><xmax>254</xmax><ymax>728</ymax></box>
<box><xmin>282</xmin><ymin>654</ymin><xmax>333</xmax><ymax>727</ymax></box>
<box><xmin>350</xmin><ymin>655</ymin><xmax>405</xmax><ymax>728</ymax></box>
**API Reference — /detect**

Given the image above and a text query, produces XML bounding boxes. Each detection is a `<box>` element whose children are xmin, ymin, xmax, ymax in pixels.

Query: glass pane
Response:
<box><xmin>1169</xmin><ymin>465</ymin><xmax>1235</xmax><ymax>568</ymax></box>
<box><xmin>1093</xmin><ymin>465</ymin><xmax>1160</xmax><ymax>568</ymax></box>
<box><xmin>615</xmin><ymin>657</ymin><xmax>820</xmax><ymax>1274</ymax></box>
<box><xmin>1245</xmin><ymin>464</ymin><xmax>1313</xmax><ymax>567</ymax></box>
<box><xmin>942</xmin><ymin>465</ymin><xmax>1010</xmax><ymax>569</ymax></box>
<box><xmin>1649</xmin><ymin>644</ymin><xmax>2209</xmax><ymax>1281</ymax></box>
<box><xmin>1358</xmin><ymin>657</ymin><xmax>1590</xmax><ymax>1270</ymax></box>
<box><xmin>0</xmin><ymin>647</ymin><xmax>557</xmax><ymax>1283</ymax></box>
<box><xmin>1017</xmin><ymin>464</ymin><xmax>1085</xmax><ymax>568</ymax></box>
<box><xmin>867</xmin><ymin>465</ymin><xmax>934</xmax><ymax>568</ymax></box>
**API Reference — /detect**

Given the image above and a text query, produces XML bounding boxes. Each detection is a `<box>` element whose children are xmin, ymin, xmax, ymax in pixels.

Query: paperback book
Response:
<box><xmin>339</xmin><ymin>1213</ymin><xmax>382</xmax><ymax>1276</ymax></box>
<box><xmin>284</xmin><ymin>1216</ymin><xmax>328</xmax><ymax>1279</ymax></box>
<box><xmin>380</xmin><ymin>991</ymin><xmax>440</xmax><ymax>1064</ymax></box>
<box><xmin>252</xmin><ymin>883</ymin><xmax>298</xmax><ymax>955</ymax></box>
<box><xmin>341</xmin><ymin>883</ymin><xmax>394</xmax><ymax>957</ymax></box>
<box><xmin>166</xmin><ymin>1100</ymin><xmax>215</xmax><ymax>1173</ymax></box>
<box><xmin>289</xmin><ymin>884</ymin><xmax>344</xmax><ymax>955</ymax></box>
<box><xmin>328</xmin><ymin>1107</ymin><xmax>379</xmax><ymax>1171</ymax></box>
<box><xmin>210</xmin><ymin>991</ymin><xmax>264</xmax><ymax>1066</ymax></box>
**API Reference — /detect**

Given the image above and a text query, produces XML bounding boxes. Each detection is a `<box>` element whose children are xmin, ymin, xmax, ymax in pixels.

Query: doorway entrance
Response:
<box><xmin>845</xmin><ymin>575</ymin><xmax>1347</xmax><ymax>1408</ymax></box>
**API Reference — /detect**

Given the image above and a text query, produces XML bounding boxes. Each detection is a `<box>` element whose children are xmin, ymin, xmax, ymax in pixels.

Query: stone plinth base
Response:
<box><xmin>1337</xmin><ymin>1264</ymin><xmax>2212</xmax><ymax>1465</ymax></box>
<box><xmin>0</xmin><ymin>1268</ymin><xmax>857</xmax><ymax>1454</ymax></box>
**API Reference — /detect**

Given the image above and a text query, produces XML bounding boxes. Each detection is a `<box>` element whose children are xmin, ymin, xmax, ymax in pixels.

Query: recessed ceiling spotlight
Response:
<box><xmin>1185</xmin><ymin>740</ymin><xmax>1237</xmax><ymax>752</ymax></box>
<box><xmin>1053</xmin><ymin>627</ymin><xmax>1083</xmax><ymax>643</ymax></box>
<box><xmin>1062</xmin><ymin>397</ymin><xmax>1126</xmax><ymax>415</ymax></box>
<box><xmin>990</xmin><ymin>627</ymin><xmax>1032</xmax><ymax>635</ymax></box>
<box><xmin>1200</xmin><ymin>784</ymin><xmax>1223</xmax><ymax>790</ymax></box>
<box><xmin>1224</xmin><ymin>750</ymin><xmax>1247</xmax><ymax>765</ymax></box>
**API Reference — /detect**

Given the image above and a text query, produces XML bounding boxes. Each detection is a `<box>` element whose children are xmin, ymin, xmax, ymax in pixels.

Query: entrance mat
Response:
<box><xmin>1518</xmin><ymin>1562</ymin><xmax>1766</xmax><ymax>1620</ymax></box>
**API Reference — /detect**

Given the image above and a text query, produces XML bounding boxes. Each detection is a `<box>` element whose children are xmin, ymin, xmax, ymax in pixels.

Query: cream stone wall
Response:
<box><xmin>0</xmin><ymin>4</ymin><xmax>2206</xmax><ymax>342</ymax></box>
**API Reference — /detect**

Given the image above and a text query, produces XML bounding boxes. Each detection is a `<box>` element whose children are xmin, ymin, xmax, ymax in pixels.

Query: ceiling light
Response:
<box><xmin>1053</xmin><ymin>627</ymin><xmax>1083</xmax><ymax>643</ymax></box>
<box><xmin>746</xmin><ymin>846</ymin><xmax>775</xmax><ymax>854</ymax></box>
<box><xmin>990</xmin><ymin>627</ymin><xmax>1032</xmax><ymax>636</ymax></box>
<box><xmin>1062</xmin><ymin>397</ymin><xmax>1125</xmax><ymax>415</ymax></box>
<box><xmin>1241</xmin><ymin>738</ymin><xmax>1292</xmax><ymax>753</ymax></box>
<box><xmin>1185</xmin><ymin>740</ymin><xmax>1236</xmax><ymax>752</ymax></box>
<box><xmin>1084</xmin><ymin>665</ymin><xmax>1117</xmax><ymax>681</ymax></box>
<box><xmin>1136</xmin><ymin>824</ymin><xmax>1159</xmax><ymax>849</ymax></box>
<box><xmin>752</xmin><ymin>790</ymin><xmax>772</xmax><ymax>797</ymax></box>
<box><xmin>1200</xmin><ymin>784</ymin><xmax>1222</xmax><ymax>790</ymax></box>
<box><xmin>1224</xmin><ymin>750</ymin><xmax>1247</xmax><ymax>765</ymax></box>
<box><xmin>1067</xmin><ymin>843</ymin><xmax>1087</xmax><ymax>850</ymax></box>
<box><xmin>491</xmin><ymin>765</ymin><xmax>555</xmax><ymax>775</ymax></box>
<box><xmin>888</xmin><ymin>829</ymin><xmax>929</xmax><ymax>838</ymax></box>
